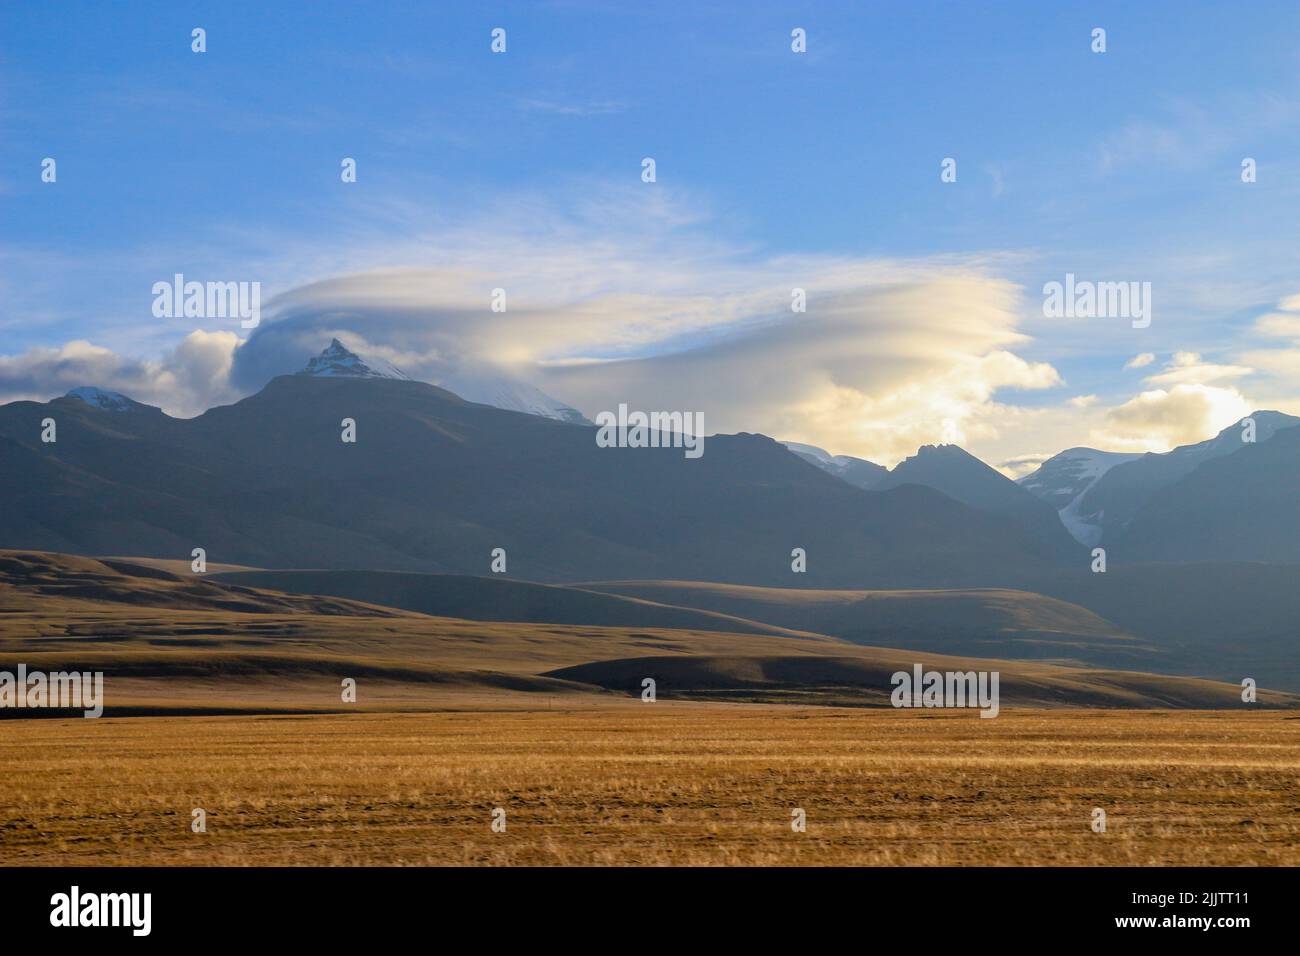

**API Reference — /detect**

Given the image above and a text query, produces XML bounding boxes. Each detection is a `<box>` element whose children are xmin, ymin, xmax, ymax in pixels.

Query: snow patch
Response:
<box><xmin>299</xmin><ymin>339</ymin><xmax>410</xmax><ymax>380</ymax></box>
<box><xmin>65</xmin><ymin>386</ymin><xmax>138</xmax><ymax>412</ymax></box>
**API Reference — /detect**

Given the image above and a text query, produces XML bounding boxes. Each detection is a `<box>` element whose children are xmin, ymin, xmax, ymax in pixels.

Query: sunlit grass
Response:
<box><xmin>2</xmin><ymin>708</ymin><xmax>1297</xmax><ymax>866</ymax></box>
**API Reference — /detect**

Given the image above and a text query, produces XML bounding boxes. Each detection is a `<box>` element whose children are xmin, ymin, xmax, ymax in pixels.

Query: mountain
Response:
<box><xmin>872</xmin><ymin>444</ymin><xmax>1080</xmax><ymax>557</ymax></box>
<box><xmin>1072</xmin><ymin>410</ymin><xmax>1299</xmax><ymax>544</ymax></box>
<box><xmin>780</xmin><ymin>440</ymin><xmax>1078</xmax><ymax>557</ymax></box>
<box><xmin>433</xmin><ymin>368</ymin><xmax>590</xmax><ymax>425</ymax></box>
<box><xmin>65</xmin><ymin>386</ymin><xmax>158</xmax><ymax>414</ymax></box>
<box><xmin>300</xmin><ymin>338</ymin><xmax>409</xmax><ymax>380</ymax></box>
<box><xmin>1018</xmin><ymin>448</ymin><xmax>1141</xmax><ymax>511</ymax></box>
<box><xmin>1108</xmin><ymin>422</ymin><xmax>1300</xmax><ymax>563</ymax></box>
<box><xmin>0</xmin><ymin>372</ymin><xmax>1072</xmax><ymax>586</ymax></box>
<box><xmin>299</xmin><ymin>339</ymin><xmax>588</xmax><ymax>423</ymax></box>
<box><xmin>1017</xmin><ymin>447</ymin><xmax>1141</xmax><ymax>545</ymax></box>
<box><xmin>780</xmin><ymin>441</ymin><xmax>888</xmax><ymax>490</ymax></box>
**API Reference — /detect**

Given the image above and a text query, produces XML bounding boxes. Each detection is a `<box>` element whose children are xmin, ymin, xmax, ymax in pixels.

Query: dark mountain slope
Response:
<box><xmin>0</xmin><ymin>375</ymin><xmax>1069</xmax><ymax>586</ymax></box>
<box><xmin>1077</xmin><ymin>410</ymin><xmax>1299</xmax><ymax>542</ymax></box>
<box><xmin>874</xmin><ymin>444</ymin><xmax>1080</xmax><ymax>557</ymax></box>
<box><xmin>1111</xmin><ymin>423</ymin><xmax>1300</xmax><ymax>563</ymax></box>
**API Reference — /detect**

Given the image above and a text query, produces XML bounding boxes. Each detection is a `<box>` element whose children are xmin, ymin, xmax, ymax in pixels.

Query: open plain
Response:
<box><xmin>2</xmin><ymin>708</ymin><xmax>1297</xmax><ymax>866</ymax></box>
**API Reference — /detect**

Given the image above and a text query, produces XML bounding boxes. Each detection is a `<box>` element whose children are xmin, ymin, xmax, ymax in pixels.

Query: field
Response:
<box><xmin>3</xmin><ymin>707</ymin><xmax>1298</xmax><ymax>866</ymax></box>
<box><xmin>4</xmin><ymin>552</ymin><xmax>1298</xmax><ymax>867</ymax></box>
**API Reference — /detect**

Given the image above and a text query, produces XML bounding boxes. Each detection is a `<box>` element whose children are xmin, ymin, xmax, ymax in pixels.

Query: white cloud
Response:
<box><xmin>15</xmin><ymin>183</ymin><xmax>1293</xmax><ymax>468</ymax></box>
<box><xmin>1090</xmin><ymin>383</ymin><xmax>1252</xmax><ymax>452</ymax></box>
<box><xmin>998</xmin><ymin>453</ymin><xmax>1052</xmax><ymax>480</ymax></box>
<box><xmin>1253</xmin><ymin>311</ymin><xmax>1300</xmax><ymax>339</ymax></box>
<box><xmin>1124</xmin><ymin>352</ymin><xmax>1155</xmax><ymax>369</ymax></box>
<box><xmin>0</xmin><ymin>184</ymin><xmax>1072</xmax><ymax>464</ymax></box>
<box><xmin>517</xmin><ymin>98</ymin><xmax>626</xmax><ymax>116</ymax></box>
<box><xmin>0</xmin><ymin>331</ymin><xmax>241</xmax><ymax>417</ymax></box>
<box><xmin>1141</xmin><ymin>351</ymin><xmax>1253</xmax><ymax>387</ymax></box>
<box><xmin>230</xmin><ymin>258</ymin><xmax>1060</xmax><ymax>467</ymax></box>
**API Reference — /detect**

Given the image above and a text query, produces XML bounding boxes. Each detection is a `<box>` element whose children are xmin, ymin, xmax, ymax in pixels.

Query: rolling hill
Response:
<box><xmin>2</xmin><ymin>550</ymin><xmax>1289</xmax><ymax>713</ymax></box>
<box><xmin>577</xmin><ymin>580</ymin><xmax>1156</xmax><ymax>667</ymax></box>
<box><xmin>212</xmin><ymin>568</ymin><xmax>811</xmax><ymax>638</ymax></box>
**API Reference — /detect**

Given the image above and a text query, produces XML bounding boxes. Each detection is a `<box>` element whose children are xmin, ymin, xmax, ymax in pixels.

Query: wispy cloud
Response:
<box><xmin>516</xmin><ymin>97</ymin><xmax>627</xmax><ymax>116</ymax></box>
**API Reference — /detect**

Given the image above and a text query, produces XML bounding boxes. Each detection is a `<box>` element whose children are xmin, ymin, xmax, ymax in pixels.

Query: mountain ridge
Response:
<box><xmin>0</xmin><ymin>372</ymin><xmax>1070</xmax><ymax>586</ymax></box>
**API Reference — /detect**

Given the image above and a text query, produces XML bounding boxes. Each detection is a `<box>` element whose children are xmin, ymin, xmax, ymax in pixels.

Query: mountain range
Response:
<box><xmin>4</xmin><ymin>339</ymin><xmax>1300</xmax><ymax>691</ymax></box>
<box><xmin>784</xmin><ymin>439</ymin><xmax>1081</xmax><ymax>556</ymax></box>
<box><xmin>1017</xmin><ymin>410</ymin><xmax>1300</xmax><ymax>549</ymax></box>
<box><xmin>788</xmin><ymin>409</ymin><xmax>1300</xmax><ymax>564</ymax></box>
<box><xmin>7</xmin><ymin>340</ymin><xmax>1300</xmax><ymax>572</ymax></box>
<box><xmin>0</xmin><ymin>349</ymin><xmax>1067</xmax><ymax>586</ymax></box>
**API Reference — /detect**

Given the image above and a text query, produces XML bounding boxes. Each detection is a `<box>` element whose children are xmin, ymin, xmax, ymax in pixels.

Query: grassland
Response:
<box><xmin>4</xmin><ymin>551</ymin><xmax>1297</xmax><ymax>867</ymax></box>
<box><xmin>3</xmin><ymin>708</ymin><xmax>1297</xmax><ymax>866</ymax></box>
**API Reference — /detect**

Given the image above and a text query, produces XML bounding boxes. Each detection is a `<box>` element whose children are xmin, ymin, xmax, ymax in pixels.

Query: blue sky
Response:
<box><xmin>4</xmin><ymin>1</ymin><xmax>1300</xmax><ymax>469</ymax></box>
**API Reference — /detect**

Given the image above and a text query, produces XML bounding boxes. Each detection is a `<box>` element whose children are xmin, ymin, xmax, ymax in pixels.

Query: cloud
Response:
<box><xmin>0</xmin><ymin>331</ymin><xmax>241</xmax><ymax>417</ymax></box>
<box><xmin>516</xmin><ymin>98</ymin><xmax>627</xmax><ymax>116</ymax></box>
<box><xmin>9</xmin><ymin>176</ymin><xmax>1291</xmax><ymax>468</ymax></box>
<box><xmin>1098</xmin><ymin>118</ymin><xmax>1196</xmax><ymax>175</ymax></box>
<box><xmin>1090</xmin><ymin>383</ymin><xmax>1251</xmax><ymax>452</ymax></box>
<box><xmin>1253</xmin><ymin>312</ymin><xmax>1300</xmax><ymax>339</ymax></box>
<box><xmin>227</xmin><ymin>253</ymin><xmax>1060</xmax><ymax>466</ymax></box>
<box><xmin>1141</xmin><ymin>351</ymin><xmax>1253</xmax><ymax>387</ymax></box>
<box><xmin>998</xmin><ymin>453</ymin><xmax>1052</xmax><ymax>480</ymax></box>
<box><xmin>4</xmin><ymin>185</ymin><xmax>1165</xmax><ymax>466</ymax></box>
<box><xmin>0</xmin><ymin>183</ymin><xmax>1070</xmax><ymax>464</ymax></box>
<box><xmin>1251</xmin><ymin>291</ymin><xmax>1300</xmax><ymax>341</ymax></box>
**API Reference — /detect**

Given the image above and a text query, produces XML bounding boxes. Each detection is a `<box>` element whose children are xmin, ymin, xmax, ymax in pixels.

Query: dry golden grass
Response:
<box><xmin>3</xmin><ymin>707</ymin><xmax>1297</xmax><ymax>866</ymax></box>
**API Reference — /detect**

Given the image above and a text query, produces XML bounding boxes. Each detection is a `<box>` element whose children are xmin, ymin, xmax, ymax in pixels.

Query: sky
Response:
<box><xmin>4</xmin><ymin>0</ymin><xmax>1300</xmax><ymax>473</ymax></box>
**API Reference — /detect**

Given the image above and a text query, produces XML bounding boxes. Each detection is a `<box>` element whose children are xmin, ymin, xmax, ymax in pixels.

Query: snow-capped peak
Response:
<box><xmin>1017</xmin><ymin>447</ymin><xmax>1142</xmax><ymax>546</ymax></box>
<box><xmin>65</xmin><ymin>386</ymin><xmax>139</xmax><ymax>412</ymax></box>
<box><xmin>432</xmin><ymin>367</ymin><xmax>591</xmax><ymax>424</ymax></box>
<box><xmin>778</xmin><ymin>440</ymin><xmax>887</xmax><ymax>490</ymax></box>
<box><xmin>1017</xmin><ymin>447</ymin><xmax>1140</xmax><ymax>498</ymax></box>
<box><xmin>782</xmin><ymin>441</ymin><xmax>840</xmax><ymax>466</ymax></box>
<box><xmin>295</xmin><ymin>338</ymin><xmax>589</xmax><ymax>423</ymax></box>
<box><xmin>299</xmin><ymin>338</ymin><xmax>410</xmax><ymax>380</ymax></box>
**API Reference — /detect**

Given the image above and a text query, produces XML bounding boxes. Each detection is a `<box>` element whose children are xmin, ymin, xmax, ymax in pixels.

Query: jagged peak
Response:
<box><xmin>299</xmin><ymin>338</ymin><xmax>410</xmax><ymax>380</ymax></box>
